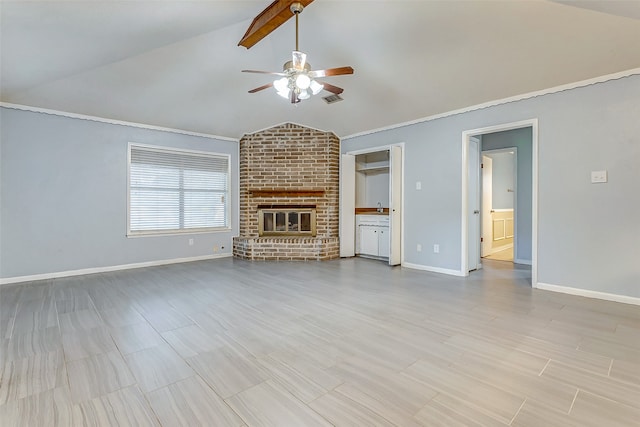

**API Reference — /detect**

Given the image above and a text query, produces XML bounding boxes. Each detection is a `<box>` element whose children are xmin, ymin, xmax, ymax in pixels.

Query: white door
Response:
<box><xmin>389</xmin><ymin>145</ymin><xmax>402</xmax><ymax>266</ymax></box>
<box><xmin>340</xmin><ymin>154</ymin><xmax>356</xmax><ymax>257</ymax></box>
<box><xmin>481</xmin><ymin>155</ymin><xmax>493</xmax><ymax>257</ymax></box>
<box><xmin>468</xmin><ymin>137</ymin><xmax>481</xmax><ymax>271</ymax></box>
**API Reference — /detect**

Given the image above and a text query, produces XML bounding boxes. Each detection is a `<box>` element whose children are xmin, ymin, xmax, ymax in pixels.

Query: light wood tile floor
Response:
<box><xmin>1</xmin><ymin>257</ymin><xmax>639</xmax><ymax>426</ymax></box>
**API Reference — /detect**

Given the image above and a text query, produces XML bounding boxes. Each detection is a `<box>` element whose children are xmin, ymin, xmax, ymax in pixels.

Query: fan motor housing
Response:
<box><xmin>283</xmin><ymin>60</ymin><xmax>311</xmax><ymax>73</ymax></box>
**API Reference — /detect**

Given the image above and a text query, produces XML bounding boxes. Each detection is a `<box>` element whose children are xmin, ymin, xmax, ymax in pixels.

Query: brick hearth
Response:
<box><xmin>233</xmin><ymin>123</ymin><xmax>340</xmax><ymax>261</ymax></box>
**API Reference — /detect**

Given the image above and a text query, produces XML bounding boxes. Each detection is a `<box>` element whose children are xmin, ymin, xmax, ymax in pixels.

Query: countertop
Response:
<box><xmin>355</xmin><ymin>208</ymin><xmax>389</xmax><ymax>215</ymax></box>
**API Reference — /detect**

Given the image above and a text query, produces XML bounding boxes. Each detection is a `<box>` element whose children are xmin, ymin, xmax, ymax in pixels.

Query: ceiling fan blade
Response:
<box><xmin>242</xmin><ymin>69</ymin><xmax>285</xmax><ymax>76</ymax></box>
<box><xmin>292</xmin><ymin>51</ymin><xmax>307</xmax><ymax>71</ymax></box>
<box><xmin>310</xmin><ymin>66</ymin><xmax>354</xmax><ymax>78</ymax></box>
<box><xmin>318</xmin><ymin>82</ymin><xmax>344</xmax><ymax>95</ymax></box>
<box><xmin>248</xmin><ymin>83</ymin><xmax>274</xmax><ymax>94</ymax></box>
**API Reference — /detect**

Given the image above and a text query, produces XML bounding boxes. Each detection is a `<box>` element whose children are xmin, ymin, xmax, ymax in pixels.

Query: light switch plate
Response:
<box><xmin>416</xmin><ymin>181</ymin><xmax>422</xmax><ymax>190</ymax></box>
<box><xmin>591</xmin><ymin>170</ymin><xmax>607</xmax><ymax>183</ymax></box>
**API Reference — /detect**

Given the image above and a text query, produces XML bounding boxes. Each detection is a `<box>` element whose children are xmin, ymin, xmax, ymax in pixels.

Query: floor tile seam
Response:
<box><xmin>109</xmin><ymin>323</ymin><xmax>172</xmax><ymax>356</ymax></box>
<box><xmin>126</xmin><ymin>383</ymin><xmax>164</xmax><ymax>427</ymax></box>
<box><xmin>573</xmin><ymin>388</ymin><xmax>640</xmax><ymax>413</ymax></box>
<box><xmin>544</xmin><ymin>358</ymin><xmax>640</xmax><ymax>392</ymax></box>
<box><xmin>222</xmin><ymin>378</ymin><xmax>330</xmax><ymax>426</ymax></box>
<box><xmin>398</xmin><ymin>369</ymin><xmax>520</xmax><ymax>424</ymax></box>
<box><xmin>464</xmin><ymin>328</ymin><xmax>584</xmax><ymax>359</ymax></box>
<box><xmin>182</xmin><ymin>351</ymin><xmax>270</xmax><ymax>399</ymax></box>
<box><xmin>60</xmin><ymin>327</ymin><xmax>118</xmax><ymax>361</ymax></box>
<box><xmin>120</xmin><ymin>340</ymin><xmax>175</xmax><ymax>359</ymax></box>
<box><xmin>132</xmin><ymin>369</ymin><xmax>198</xmax><ymax>394</ymax></box>
<box><xmin>538</xmin><ymin>359</ymin><xmax>551</xmax><ymax>376</ymax></box>
<box><xmin>68</xmin><ymin>378</ymin><xmax>134</xmax><ymax>406</ymax></box>
<box><xmin>449</xmin><ymin>360</ymin><xmax>541</xmax><ymax>403</ymax></box>
<box><xmin>271</xmin><ymin>378</ymin><xmax>339</xmax><ymax>427</ymax></box>
<box><xmin>429</xmin><ymin>389</ymin><xmax>516</xmax><ymax>426</ymax></box>
<box><xmin>256</xmin><ymin>354</ymin><xmax>335</xmax><ymax>391</ymax></box>
<box><xmin>446</xmin><ymin>356</ymin><xmax>578</xmax><ymax>411</ymax></box>
<box><xmin>441</xmin><ymin>337</ymin><xmax>548</xmax><ymax>375</ymax></box>
<box><xmin>70</xmin><ymin>384</ymin><xmax>159</xmax><ymax>426</ymax></box>
<box><xmin>567</xmin><ymin>388</ymin><xmax>579</xmax><ymax>414</ymax></box>
<box><xmin>508</xmin><ymin>397</ymin><xmax>527</xmax><ymax>425</ymax></box>
<box><xmin>309</xmin><ymin>387</ymin><xmax>400</xmax><ymax>426</ymax></box>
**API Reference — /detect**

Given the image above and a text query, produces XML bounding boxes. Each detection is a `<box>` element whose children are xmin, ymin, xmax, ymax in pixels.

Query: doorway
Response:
<box><xmin>481</xmin><ymin>148</ymin><xmax>517</xmax><ymax>263</ymax></box>
<box><xmin>462</xmin><ymin>120</ymin><xmax>537</xmax><ymax>285</ymax></box>
<box><xmin>340</xmin><ymin>144</ymin><xmax>404</xmax><ymax>266</ymax></box>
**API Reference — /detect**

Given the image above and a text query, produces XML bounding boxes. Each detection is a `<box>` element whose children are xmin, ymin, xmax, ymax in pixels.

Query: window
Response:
<box><xmin>128</xmin><ymin>144</ymin><xmax>230</xmax><ymax>236</ymax></box>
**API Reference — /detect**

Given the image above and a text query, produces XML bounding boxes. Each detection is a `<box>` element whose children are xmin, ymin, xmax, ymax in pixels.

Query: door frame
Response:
<box><xmin>461</xmin><ymin>119</ymin><xmax>538</xmax><ymax>286</ymax></box>
<box><xmin>482</xmin><ymin>147</ymin><xmax>518</xmax><ymax>260</ymax></box>
<box><xmin>342</xmin><ymin>143</ymin><xmax>405</xmax><ymax>265</ymax></box>
<box><xmin>468</xmin><ymin>136</ymin><xmax>481</xmax><ymax>271</ymax></box>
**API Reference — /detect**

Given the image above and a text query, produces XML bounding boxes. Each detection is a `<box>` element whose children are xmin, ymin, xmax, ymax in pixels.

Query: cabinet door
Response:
<box><xmin>378</xmin><ymin>227</ymin><xmax>390</xmax><ymax>257</ymax></box>
<box><xmin>360</xmin><ymin>226</ymin><xmax>379</xmax><ymax>255</ymax></box>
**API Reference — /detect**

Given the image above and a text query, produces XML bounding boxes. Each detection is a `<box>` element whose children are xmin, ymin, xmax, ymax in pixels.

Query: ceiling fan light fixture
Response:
<box><xmin>277</xmin><ymin>90</ymin><xmax>291</xmax><ymax>99</ymax></box>
<box><xmin>298</xmin><ymin>89</ymin><xmax>310</xmax><ymax>100</ymax></box>
<box><xmin>274</xmin><ymin>77</ymin><xmax>289</xmax><ymax>92</ymax></box>
<box><xmin>295</xmin><ymin>73</ymin><xmax>311</xmax><ymax>90</ymax></box>
<box><xmin>309</xmin><ymin>80</ymin><xmax>324</xmax><ymax>95</ymax></box>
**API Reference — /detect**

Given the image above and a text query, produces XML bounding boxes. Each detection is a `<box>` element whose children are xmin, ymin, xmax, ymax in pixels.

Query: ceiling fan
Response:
<box><xmin>241</xmin><ymin>2</ymin><xmax>354</xmax><ymax>104</ymax></box>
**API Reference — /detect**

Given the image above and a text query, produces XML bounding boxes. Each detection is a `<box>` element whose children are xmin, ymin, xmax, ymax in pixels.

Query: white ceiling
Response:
<box><xmin>2</xmin><ymin>0</ymin><xmax>639</xmax><ymax>139</ymax></box>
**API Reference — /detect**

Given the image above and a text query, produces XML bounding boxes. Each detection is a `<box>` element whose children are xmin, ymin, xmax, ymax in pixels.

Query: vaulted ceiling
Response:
<box><xmin>2</xmin><ymin>1</ymin><xmax>639</xmax><ymax>139</ymax></box>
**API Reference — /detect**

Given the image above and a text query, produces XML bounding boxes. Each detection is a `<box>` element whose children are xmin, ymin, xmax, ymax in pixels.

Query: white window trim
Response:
<box><xmin>127</xmin><ymin>142</ymin><xmax>232</xmax><ymax>237</ymax></box>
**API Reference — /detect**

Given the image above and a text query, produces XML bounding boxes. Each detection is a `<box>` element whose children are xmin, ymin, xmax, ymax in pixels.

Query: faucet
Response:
<box><xmin>377</xmin><ymin>201</ymin><xmax>383</xmax><ymax>213</ymax></box>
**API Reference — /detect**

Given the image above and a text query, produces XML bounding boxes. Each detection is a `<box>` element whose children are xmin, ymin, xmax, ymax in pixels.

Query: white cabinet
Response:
<box><xmin>378</xmin><ymin>227</ymin><xmax>390</xmax><ymax>258</ymax></box>
<box><xmin>360</xmin><ymin>226</ymin><xmax>380</xmax><ymax>256</ymax></box>
<box><xmin>356</xmin><ymin>215</ymin><xmax>389</xmax><ymax>258</ymax></box>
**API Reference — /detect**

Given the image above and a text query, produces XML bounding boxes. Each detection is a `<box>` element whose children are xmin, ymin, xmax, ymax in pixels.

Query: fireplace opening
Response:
<box><xmin>258</xmin><ymin>205</ymin><xmax>316</xmax><ymax>236</ymax></box>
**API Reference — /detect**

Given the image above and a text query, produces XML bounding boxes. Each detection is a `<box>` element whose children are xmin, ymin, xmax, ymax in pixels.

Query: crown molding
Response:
<box><xmin>342</xmin><ymin>67</ymin><xmax>640</xmax><ymax>140</ymax></box>
<box><xmin>0</xmin><ymin>102</ymin><xmax>239</xmax><ymax>142</ymax></box>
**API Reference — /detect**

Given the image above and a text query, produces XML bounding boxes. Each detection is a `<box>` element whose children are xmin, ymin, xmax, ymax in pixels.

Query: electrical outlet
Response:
<box><xmin>213</xmin><ymin>245</ymin><xmax>219</xmax><ymax>253</ymax></box>
<box><xmin>591</xmin><ymin>170</ymin><xmax>607</xmax><ymax>183</ymax></box>
<box><xmin>433</xmin><ymin>244</ymin><xmax>440</xmax><ymax>253</ymax></box>
<box><xmin>188</xmin><ymin>238</ymin><xmax>194</xmax><ymax>246</ymax></box>
<box><xmin>417</xmin><ymin>244</ymin><xmax>422</xmax><ymax>252</ymax></box>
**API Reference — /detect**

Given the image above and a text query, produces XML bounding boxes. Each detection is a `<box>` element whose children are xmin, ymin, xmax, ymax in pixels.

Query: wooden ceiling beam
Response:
<box><xmin>238</xmin><ymin>0</ymin><xmax>314</xmax><ymax>49</ymax></box>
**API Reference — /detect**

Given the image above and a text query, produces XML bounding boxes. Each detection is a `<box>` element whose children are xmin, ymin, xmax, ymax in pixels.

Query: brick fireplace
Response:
<box><xmin>233</xmin><ymin>123</ymin><xmax>340</xmax><ymax>260</ymax></box>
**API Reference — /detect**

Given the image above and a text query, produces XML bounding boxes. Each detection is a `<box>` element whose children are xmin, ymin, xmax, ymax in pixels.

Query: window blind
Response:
<box><xmin>128</xmin><ymin>145</ymin><xmax>230</xmax><ymax>235</ymax></box>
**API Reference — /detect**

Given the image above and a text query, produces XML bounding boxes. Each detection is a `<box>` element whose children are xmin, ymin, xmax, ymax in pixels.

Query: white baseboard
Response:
<box><xmin>0</xmin><ymin>253</ymin><xmax>232</xmax><ymax>286</ymax></box>
<box><xmin>402</xmin><ymin>262</ymin><xmax>466</xmax><ymax>277</ymax></box>
<box><xmin>514</xmin><ymin>258</ymin><xmax>532</xmax><ymax>265</ymax></box>
<box><xmin>536</xmin><ymin>282</ymin><xmax>640</xmax><ymax>306</ymax></box>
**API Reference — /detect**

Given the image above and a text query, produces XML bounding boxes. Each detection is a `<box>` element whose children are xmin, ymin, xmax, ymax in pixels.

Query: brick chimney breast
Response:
<box><xmin>233</xmin><ymin>123</ymin><xmax>340</xmax><ymax>260</ymax></box>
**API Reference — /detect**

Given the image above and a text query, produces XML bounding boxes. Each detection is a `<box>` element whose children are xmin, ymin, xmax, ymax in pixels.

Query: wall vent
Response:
<box><xmin>322</xmin><ymin>94</ymin><xmax>343</xmax><ymax>104</ymax></box>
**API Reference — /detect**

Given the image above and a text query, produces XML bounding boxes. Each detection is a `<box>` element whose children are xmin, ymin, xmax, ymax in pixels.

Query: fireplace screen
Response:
<box><xmin>258</xmin><ymin>208</ymin><xmax>316</xmax><ymax>236</ymax></box>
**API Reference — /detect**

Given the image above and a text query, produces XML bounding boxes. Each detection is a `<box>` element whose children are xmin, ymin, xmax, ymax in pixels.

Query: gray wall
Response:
<box><xmin>0</xmin><ymin>108</ymin><xmax>239</xmax><ymax>279</ymax></box>
<box><xmin>364</xmin><ymin>172</ymin><xmax>390</xmax><ymax>208</ymax></box>
<box><xmin>482</xmin><ymin>128</ymin><xmax>531</xmax><ymax>261</ymax></box>
<box><xmin>342</xmin><ymin>74</ymin><xmax>640</xmax><ymax>299</ymax></box>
